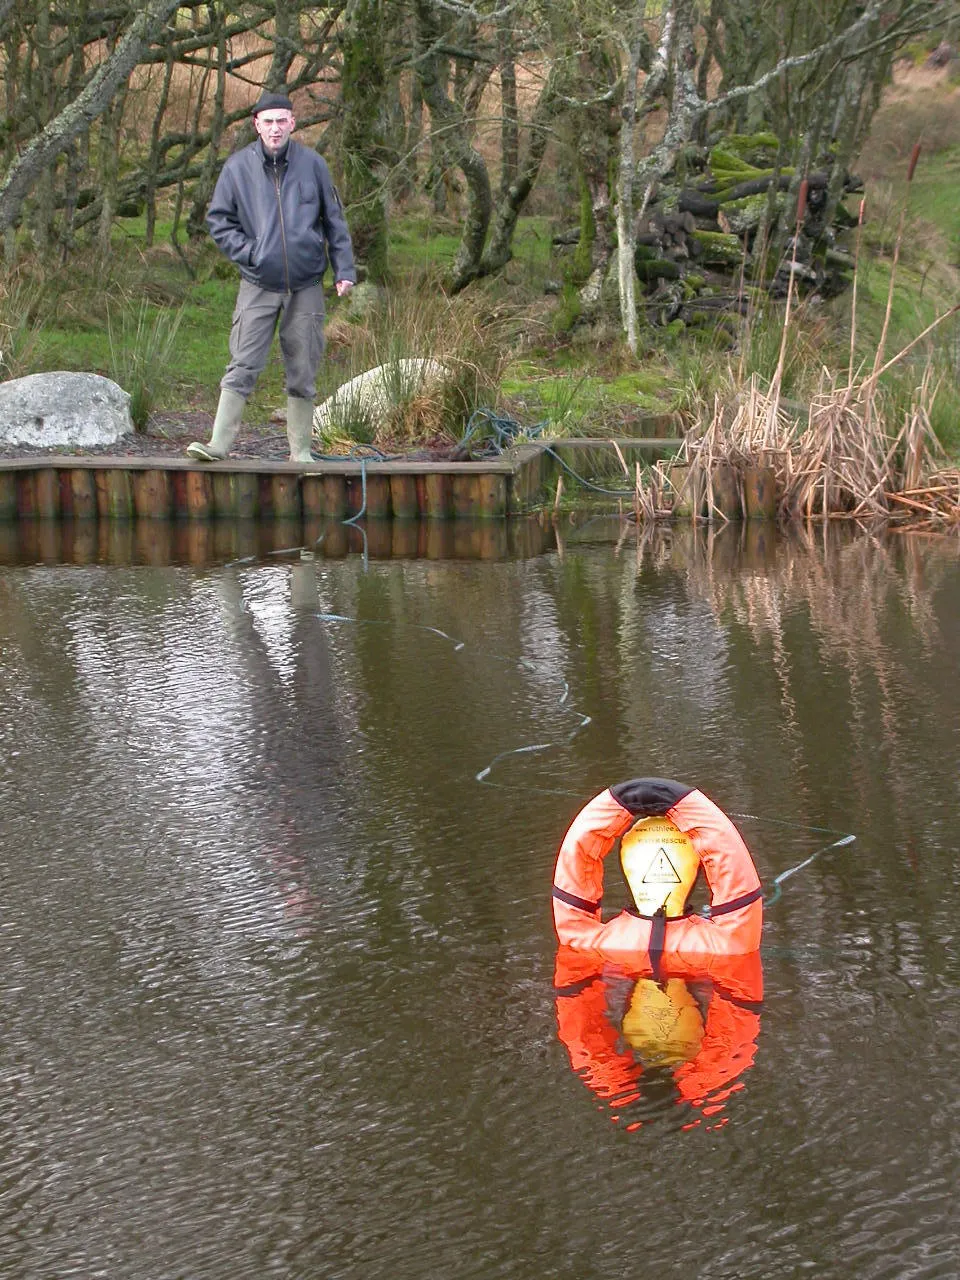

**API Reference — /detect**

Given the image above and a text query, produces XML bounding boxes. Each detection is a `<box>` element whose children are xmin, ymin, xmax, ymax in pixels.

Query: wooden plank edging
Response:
<box><xmin>0</xmin><ymin>439</ymin><xmax>684</xmax><ymax>522</ymax></box>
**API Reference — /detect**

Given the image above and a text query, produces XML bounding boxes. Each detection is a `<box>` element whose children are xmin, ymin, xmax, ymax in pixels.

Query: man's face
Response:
<box><xmin>255</xmin><ymin>110</ymin><xmax>295</xmax><ymax>154</ymax></box>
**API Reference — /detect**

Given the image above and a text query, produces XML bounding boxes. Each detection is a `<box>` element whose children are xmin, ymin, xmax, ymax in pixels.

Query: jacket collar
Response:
<box><xmin>257</xmin><ymin>138</ymin><xmax>291</xmax><ymax>169</ymax></box>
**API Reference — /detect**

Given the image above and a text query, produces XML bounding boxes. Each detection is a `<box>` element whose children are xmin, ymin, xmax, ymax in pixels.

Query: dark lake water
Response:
<box><xmin>1</xmin><ymin>516</ymin><xmax>958</xmax><ymax>1279</ymax></box>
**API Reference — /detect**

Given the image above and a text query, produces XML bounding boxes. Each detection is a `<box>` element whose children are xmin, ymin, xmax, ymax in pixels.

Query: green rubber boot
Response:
<box><xmin>186</xmin><ymin>388</ymin><xmax>245</xmax><ymax>461</ymax></box>
<box><xmin>286</xmin><ymin>395</ymin><xmax>316</xmax><ymax>464</ymax></box>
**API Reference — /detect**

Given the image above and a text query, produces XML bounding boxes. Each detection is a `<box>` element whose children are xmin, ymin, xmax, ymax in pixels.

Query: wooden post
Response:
<box><xmin>95</xmin><ymin>470</ymin><xmax>134</xmax><ymax>520</ymax></box>
<box><xmin>183</xmin><ymin>471</ymin><xmax>215</xmax><ymax>519</ymax></box>
<box><xmin>301</xmin><ymin>476</ymin><xmax>326</xmax><ymax>519</ymax></box>
<box><xmin>418</xmin><ymin>473</ymin><xmax>451</xmax><ymax>519</ymax></box>
<box><xmin>63</xmin><ymin>470</ymin><xmax>98</xmax><ymax>520</ymax></box>
<box><xmin>389</xmin><ymin>474</ymin><xmax>419</xmax><ymax>519</ymax></box>
<box><xmin>0</xmin><ymin>472</ymin><xmax>16</xmax><ymax>521</ymax></box>
<box><xmin>33</xmin><ymin>469</ymin><xmax>59</xmax><ymax>518</ymax></box>
<box><xmin>213</xmin><ymin>472</ymin><xmax>260</xmax><ymax>519</ymax></box>
<box><xmin>270</xmin><ymin>474</ymin><xmax>302</xmax><ymax>520</ymax></box>
<box><xmin>527</xmin><ymin>447</ymin><xmax>553</xmax><ymax>510</ymax></box>
<box><xmin>452</xmin><ymin>473</ymin><xmax>506</xmax><ymax>518</ymax></box>
<box><xmin>344</xmin><ymin>475</ymin><xmax>365</xmax><ymax>519</ymax></box>
<box><xmin>321</xmin><ymin>475</ymin><xmax>348</xmax><ymax>518</ymax></box>
<box><xmin>669</xmin><ymin>463</ymin><xmax>702</xmax><ymax>519</ymax></box>
<box><xmin>743</xmin><ymin>465</ymin><xmax>778</xmax><ymax>520</ymax></box>
<box><xmin>15</xmin><ymin>473</ymin><xmax>37</xmax><ymax>519</ymax></box>
<box><xmin>710</xmin><ymin>462</ymin><xmax>741</xmax><ymax>521</ymax></box>
<box><xmin>133</xmin><ymin>469</ymin><xmax>173</xmax><ymax>519</ymax></box>
<box><xmin>363</xmin><ymin>474</ymin><xmax>391</xmax><ymax>518</ymax></box>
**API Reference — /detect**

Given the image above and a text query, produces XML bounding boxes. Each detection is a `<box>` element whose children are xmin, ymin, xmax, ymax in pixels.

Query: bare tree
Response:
<box><xmin>0</xmin><ymin>0</ymin><xmax>183</xmax><ymax>239</ymax></box>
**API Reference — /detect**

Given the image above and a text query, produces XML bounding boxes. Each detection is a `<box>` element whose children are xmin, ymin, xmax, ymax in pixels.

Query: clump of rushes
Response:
<box><xmin>316</xmin><ymin>269</ymin><xmax>514</xmax><ymax>452</ymax></box>
<box><xmin>634</xmin><ymin>145</ymin><xmax>960</xmax><ymax>525</ymax></box>
<box><xmin>107</xmin><ymin>298</ymin><xmax>184</xmax><ymax>430</ymax></box>
<box><xmin>0</xmin><ymin>269</ymin><xmax>45</xmax><ymax>378</ymax></box>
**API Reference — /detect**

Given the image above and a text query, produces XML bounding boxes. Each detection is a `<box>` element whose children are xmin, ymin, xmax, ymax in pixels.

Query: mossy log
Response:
<box><xmin>718</xmin><ymin>192</ymin><xmax>785</xmax><ymax>236</ymax></box>
<box><xmin>635</xmin><ymin>256</ymin><xmax>682</xmax><ymax>281</ymax></box>
<box><xmin>688</xmin><ymin>230</ymin><xmax>743</xmax><ymax>265</ymax></box>
<box><xmin>721</xmin><ymin>132</ymin><xmax>780</xmax><ymax>158</ymax></box>
<box><xmin>680</xmin><ymin>171</ymin><xmax>827</xmax><ymax>216</ymax></box>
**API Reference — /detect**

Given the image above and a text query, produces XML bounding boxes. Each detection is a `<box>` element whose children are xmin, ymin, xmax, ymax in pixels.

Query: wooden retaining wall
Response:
<box><xmin>0</xmin><ymin>447</ymin><xmax>554</xmax><ymax>523</ymax></box>
<box><xmin>0</xmin><ymin>439</ymin><xmax>683</xmax><ymax>525</ymax></box>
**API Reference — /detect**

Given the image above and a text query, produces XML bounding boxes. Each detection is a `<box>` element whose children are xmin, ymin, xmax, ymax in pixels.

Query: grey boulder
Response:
<box><xmin>0</xmin><ymin>372</ymin><xmax>133</xmax><ymax>447</ymax></box>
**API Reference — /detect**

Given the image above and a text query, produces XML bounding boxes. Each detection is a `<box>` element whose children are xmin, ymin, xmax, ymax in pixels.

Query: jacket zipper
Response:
<box><xmin>270</xmin><ymin>156</ymin><xmax>291</xmax><ymax>293</ymax></box>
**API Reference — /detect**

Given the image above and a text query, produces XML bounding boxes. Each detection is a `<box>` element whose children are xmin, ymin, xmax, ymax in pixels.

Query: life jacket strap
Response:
<box><xmin>552</xmin><ymin>885</ymin><xmax>601</xmax><ymax>915</ymax></box>
<box><xmin>648</xmin><ymin>908</ymin><xmax>667</xmax><ymax>981</ymax></box>
<box><xmin>701</xmin><ymin>885</ymin><xmax>764</xmax><ymax>918</ymax></box>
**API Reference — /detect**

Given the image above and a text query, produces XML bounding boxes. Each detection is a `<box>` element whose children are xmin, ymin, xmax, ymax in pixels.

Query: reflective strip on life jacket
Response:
<box><xmin>552</xmin><ymin>777</ymin><xmax>762</xmax><ymax>957</ymax></box>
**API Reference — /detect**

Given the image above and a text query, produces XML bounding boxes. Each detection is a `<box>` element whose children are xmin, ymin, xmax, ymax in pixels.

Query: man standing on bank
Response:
<box><xmin>187</xmin><ymin>91</ymin><xmax>356</xmax><ymax>464</ymax></box>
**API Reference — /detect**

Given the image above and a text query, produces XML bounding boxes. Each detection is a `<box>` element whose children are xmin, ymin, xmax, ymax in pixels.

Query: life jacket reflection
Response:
<box><xmin>554</xmin><ymin>945</ymin><xmax>763</xmax><ymax>1132</ymax></box>
<box><xmin>621</xmin><ymin>977</ymin><xmax>704</xmax><ymax>1066</ymax></box>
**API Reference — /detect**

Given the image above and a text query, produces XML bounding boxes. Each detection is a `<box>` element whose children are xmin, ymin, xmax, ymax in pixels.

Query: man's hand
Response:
<box><xmin>335</xmin><ymin>280</ymin><xmax>354</xmax><ymax>297</ymax></box>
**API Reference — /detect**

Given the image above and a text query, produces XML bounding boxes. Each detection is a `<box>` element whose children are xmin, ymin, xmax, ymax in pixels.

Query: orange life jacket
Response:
<box><xmin>552</xmin><ymin>778</ymin><xmax>762</xmax><ymax>958</ymax></box>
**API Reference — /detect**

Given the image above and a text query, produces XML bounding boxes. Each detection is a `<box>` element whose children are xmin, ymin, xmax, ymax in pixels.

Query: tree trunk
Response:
<box><xmin>480</xmin><ymin>62</ymin><xmax>561</xmax><ymax>276</ymax></box>
<box><xmin>340</xmin><ymin>0</ymin><xmax>392</xmax><ymax>282</ymax></box>
<box><xmin>617</xmin><ymin>29</ymin><xmax>645</xmax><ymax>355</ymax></box>
<box><xmin>413</xmin><ymin>0</ymin><xmax>492</xmax><ymax>291</ymax></box>
<box><xmin>0</xmin><ymin>0</ymin><xmax>182</xmax><ymax>237</ymax></box>
<box><xmin>498</xmin><ymin>33</ymin><xmax>518</xmax><ymax>201</ymax></box>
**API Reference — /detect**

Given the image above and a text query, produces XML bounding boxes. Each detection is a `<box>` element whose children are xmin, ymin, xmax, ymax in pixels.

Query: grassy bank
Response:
<box><xmin>3</xmin><ymin>67</ymin><xmax>960</xmax><ymax>461</ymax></box>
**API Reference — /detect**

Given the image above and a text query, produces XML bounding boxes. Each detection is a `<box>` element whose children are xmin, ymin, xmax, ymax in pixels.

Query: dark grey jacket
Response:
<box><xmin>207</xmin><ymin>139</ymin><xmax>356</xmax><ymax>294</ymax></box>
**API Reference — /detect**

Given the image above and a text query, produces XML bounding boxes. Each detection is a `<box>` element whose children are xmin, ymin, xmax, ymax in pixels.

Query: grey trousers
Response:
<box><xmin>220</xmin><ymin>278</ymin><xmax>326</xmax><ymax>401</ymax></box>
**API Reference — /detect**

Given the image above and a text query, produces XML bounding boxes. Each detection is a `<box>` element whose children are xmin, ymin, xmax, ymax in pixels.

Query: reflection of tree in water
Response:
<box><xmin>666</xmin><ymin>521</ymin><xmax>952</xmax><ymax>809</ymax></box>
<box><xmin>617</xmin><ymin>521</ymin><xmax>959</xmax><ymax>976</ymax></box>
<box><xmin>0</xmin><ymin>563</ymin><xmax>348</xmax><ymax>940</ymax></box>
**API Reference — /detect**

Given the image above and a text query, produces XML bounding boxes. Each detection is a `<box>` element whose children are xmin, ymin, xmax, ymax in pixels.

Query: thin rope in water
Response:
<box><xmin>313</xmin><ymin>607</ymin><xmax>855</xmax><ymax>900</ymax></box>
<box><xmin>759</xmin><ymin>834</ymin><xmax>857</xmax><ymax>907</ymax></box>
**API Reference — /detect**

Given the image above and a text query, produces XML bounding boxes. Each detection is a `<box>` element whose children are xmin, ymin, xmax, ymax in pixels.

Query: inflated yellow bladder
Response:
<box><xmin>621</xmin><ymin>978</ymin><xmax>705</xmax><ymax>1065</ymax></box>
<box><xmin>620</xmin><ymin>816</ymin><xmax>699</xmax><ymax>917</ymax></box>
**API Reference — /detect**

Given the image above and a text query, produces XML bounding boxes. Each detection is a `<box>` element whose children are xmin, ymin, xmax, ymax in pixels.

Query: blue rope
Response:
<box><xmin>456</xmin><ymin>407</ymin><xmax>636</xmax><ymax>498</ymax></box>
<box><xmin>303</xmin><ymin>405</ymin><xmax>636</xmax><ymax>545</ymax></box>
<box><xmin>342</xmin><ymin>456</ymin><xmax>368</xmax><ymax>526</ymax></box>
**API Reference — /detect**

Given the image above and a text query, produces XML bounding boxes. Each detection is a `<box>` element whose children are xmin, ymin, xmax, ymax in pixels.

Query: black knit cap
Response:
<box><xmin>252</xmin><ymin>92</ymin><xmax>294</xmax><ymax>116</ymax></box>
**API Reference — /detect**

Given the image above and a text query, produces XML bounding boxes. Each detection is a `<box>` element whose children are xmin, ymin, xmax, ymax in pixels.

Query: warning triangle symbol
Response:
<box><xmin>641</xmin><ymin>847</ymin><xmax>682</xmax><ymax>885</ymax></box>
